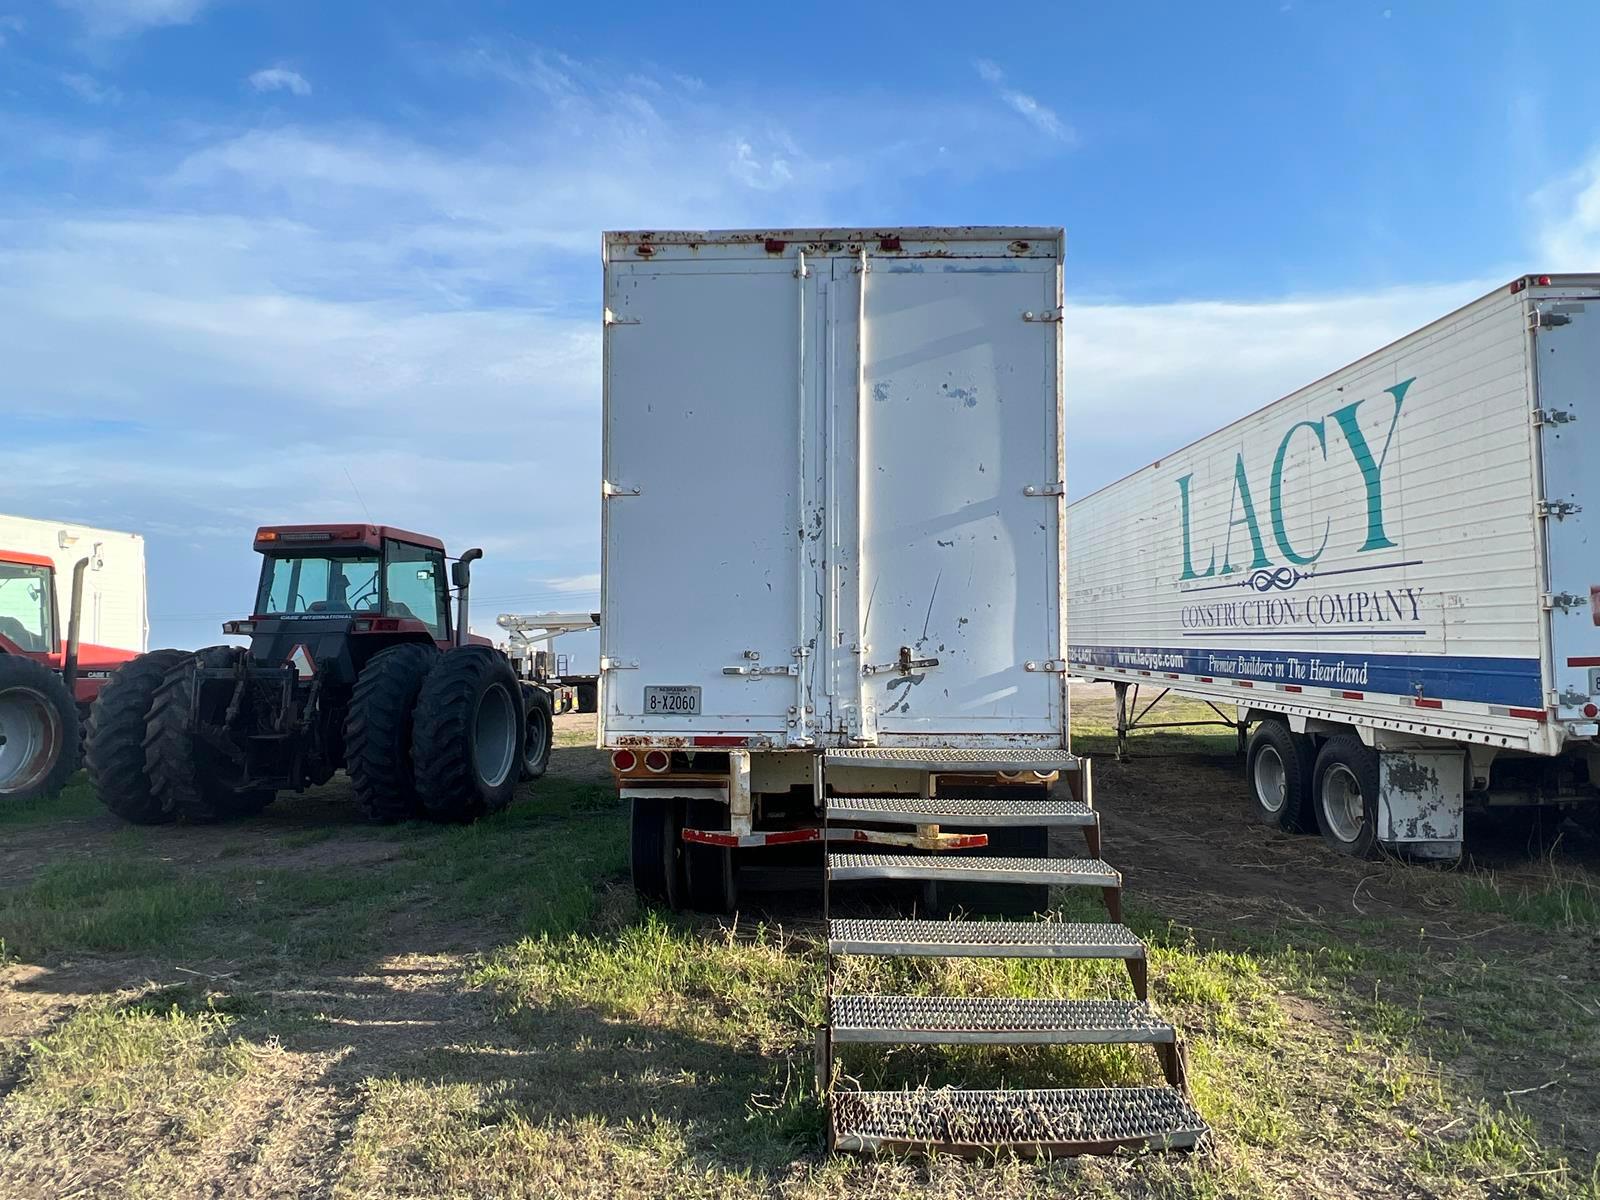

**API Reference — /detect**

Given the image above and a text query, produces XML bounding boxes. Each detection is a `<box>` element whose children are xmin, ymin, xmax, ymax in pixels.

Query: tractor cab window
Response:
<box><xmin>257</xmin><ymin>554</ymin><xmax>381</xmax><ymax>615</ymax></box>
<box><xmin>0</xmin><ymin>563</ymin><xmax>53</xmax><ymax>652</ymax></box>
<box><xmin>383</xmin><ymin>540</ymin><xmax>449</xmax><ymax>638</ymax></box>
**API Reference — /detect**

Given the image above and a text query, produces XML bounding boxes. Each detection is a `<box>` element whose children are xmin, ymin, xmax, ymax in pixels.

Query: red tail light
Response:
<box><xmin>644</xmin><ymin>750</ymin><xmax>670</xmax><ymax>773</ymax></box>
<box><xmin>611</xmin><ymin>750</ymin><xmax>637</xmax><ymax>772</ymax></box>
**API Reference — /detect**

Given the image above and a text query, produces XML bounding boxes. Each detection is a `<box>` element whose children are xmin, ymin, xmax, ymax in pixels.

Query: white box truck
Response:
<box><xmin>1067</xmin><ymin>274</ymin><xmax>1600</xmax><ymax>860</ymax></box>
<box><xmin>598</xmin><ymin>227</ymin><xmax>1081</xmax><ymax>910</ymax></box>
<box><xmin>597</xmin><ymin>228</ymin><xmax>1211</xmax><ymax>1159</ymax></box>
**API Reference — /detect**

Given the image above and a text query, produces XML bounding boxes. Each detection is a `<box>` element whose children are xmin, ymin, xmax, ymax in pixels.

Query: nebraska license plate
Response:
<box><xmin>643</xmin><ymin>685</ymin><xmax>701</xmax><ymax>716</ymax></box>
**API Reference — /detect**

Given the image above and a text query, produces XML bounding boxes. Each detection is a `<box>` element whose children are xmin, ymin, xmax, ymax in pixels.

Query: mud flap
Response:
<box><xmin>1376</xmin><ymin>749</ymin><xmax>1463</xmax><ymax>861</ymax></box>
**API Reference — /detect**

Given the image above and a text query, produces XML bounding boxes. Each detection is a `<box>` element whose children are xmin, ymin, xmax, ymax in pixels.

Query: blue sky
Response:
<box><xmin>2</xmin><ymin>0</ymin><xmax>1598</xmax><ymax>652</ymax></box>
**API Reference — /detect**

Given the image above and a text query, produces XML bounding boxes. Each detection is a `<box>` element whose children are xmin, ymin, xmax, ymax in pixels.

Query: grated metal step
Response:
<box><xmin>830</xmin><ymin>1086</ymin><xmax>1207</xmax><ymax>1156</ymax></box>
<box><xmin>828</xmin><ymin>918</ymin><xmax>1143</xmax><ymax>961</ymax></box>
<box><xmin>826</xmin><ymin>795</ymin><xmax>1095</xmax><ymax>827</ymax></box>
<box><xmin>829</xmin><ymin>853</ymin><xmax>1119</xmax><ymax>888</ymax></box>
<box><xmin>830</xmin><ymin>995</ymin><xmax>1174</xmax><ymax>1045</ymax></box>
<box><xmin>825</xmin><ymin>747</ymin><xmax>1080</xmax><ymax>774</ymax></box>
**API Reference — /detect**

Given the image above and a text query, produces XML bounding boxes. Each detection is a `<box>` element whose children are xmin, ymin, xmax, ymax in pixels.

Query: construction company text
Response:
<box><xmin>1180</xmin><ymin>586</ymin><xmax>1424</xmax><ymax>632</ymax></box>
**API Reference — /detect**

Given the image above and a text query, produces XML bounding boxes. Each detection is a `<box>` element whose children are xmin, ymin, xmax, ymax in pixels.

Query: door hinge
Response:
<box><xmin>602</xmin><ymin>481</ymin><xmax>641</xmax><ymax>498</ymax></box>
<box><xmin>1021</xmin><ymin>309</ymin><xmax>1062</xmax><ymax>323</ymax></box>
<box><xmin>1553</xmin><ymin>687</ymin><xmax>1588</xmax><ymax>707</ymax></box>
<box><xmin>599</xmin><ymin>656</ymin><xmax>638</xmax><ymax>670</ymax></box>
<box><xmin>1023</xmin><ymin>482</ymin><xmax>1065</xmax><ymax>497</ymax></box>
<box><xmin>1542</xmin><ymin>592</ymin><xmax>1586</xmax><ymax>612</ymax></box>
<box><xmin>1537</xmin><ymin>310</ymin><xmax>1573</xmax><ymax>329</ymax></box>
<box><xmin>863</xmin><ymin>646</ymin><xmax>939</xmax><ymax>677</ymax></box>
<box><xmin>603</xmin><ymin>308</ymin><xmax>639</xmax><ymax>326</ymax></box>
<box><xmin>1024</xmin><ymin>659</ymin><xmax>1070</xmax><ymax>672</ymax></box>
<box><xmin>1534</xmin><ymin>408</ymin><xmax>1577</xmax><ymax>426</ymax></box>
<box><xmin>1537</xmin><ymin>499</ymin><xmax>1582</xmax><ymax>520</ymax></box>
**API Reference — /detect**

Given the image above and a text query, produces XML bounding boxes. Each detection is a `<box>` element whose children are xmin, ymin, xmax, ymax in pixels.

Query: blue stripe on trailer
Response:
<box><xmin>1067</xmin><ymin>644</ymin><xmax>1542</xmax><ymax>709</ymax></box>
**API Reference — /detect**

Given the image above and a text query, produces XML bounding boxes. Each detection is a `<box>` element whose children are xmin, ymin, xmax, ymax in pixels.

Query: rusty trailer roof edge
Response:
<box><xmin>604</xmin><ymin>226</ymin><xmax>1063</xmax><ymax>247</ymax></box>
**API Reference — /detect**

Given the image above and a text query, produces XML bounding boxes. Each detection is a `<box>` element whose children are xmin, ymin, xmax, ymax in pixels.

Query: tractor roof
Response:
<box><xmin>254</xmin><ymin>525</ymin><xmax>448</xmax><ymax>553</ymax></box>
<box><xmin>0</xmin><ymin>549</ymin><xmax>55</xmax><ymax>570</ymax></box>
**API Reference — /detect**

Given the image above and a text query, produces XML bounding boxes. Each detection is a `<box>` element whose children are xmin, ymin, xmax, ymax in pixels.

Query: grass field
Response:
<box><xmin>1</xmin><ymin>693</ymin><xmax>1597</xmax><ymax>1198</ymax></box>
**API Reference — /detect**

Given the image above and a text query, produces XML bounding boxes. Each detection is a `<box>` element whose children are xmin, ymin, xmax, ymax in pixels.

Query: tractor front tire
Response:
<box><xmin>413</xmin><ymin>647</ymin><xmax>524</xmax><ymax>823</ymax></box>
<box><xmin>519</xmin><ymin>684</ymin><xmax>553</xmax><ymax>781</ymax></box>
<box><xmin>86</xmin><ymin>649</ymin><xmax>190</xmax><ymax>823</ymax></box>
<box><xmin>346</xmin><ymin>643</ymin><xmax>440</xmax><ymax>822</ymax></box>
<box><xmin>145</xmin><ymin>647</ymin><xmax>263</xmax><ymax>824</ymax></box>
<box><xmin>0</xmin><ymin>654</ymin><xmax>79</xmax><ymax>805</ymax></box>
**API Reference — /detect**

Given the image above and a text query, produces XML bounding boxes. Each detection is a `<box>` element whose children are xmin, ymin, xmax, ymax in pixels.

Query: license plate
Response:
<box><xmin>643</xmin><ymin>685</ymin><xmax>701</xmax><ymax>716</ymax></box>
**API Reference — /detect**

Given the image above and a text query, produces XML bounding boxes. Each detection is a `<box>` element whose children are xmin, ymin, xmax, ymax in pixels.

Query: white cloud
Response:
<box><xmin>60</xmin><ymin>72</ymin><xmax>122</xmax><ymax>105</ymax></box>
<box><xmin>544</xmin><ymin>574</ymin><xmax>601</xmax><ymax>595</ymax></box>
<box><xmin>54</xmin><ymin>0</ymin><xmax>212</xmax><ymax>37</ymax></box>
<box><xmin>975</xmin><ymin>58</ymin><xmax>1073</xmax><ymax>143</ymax></box>
<box><xmin>0</xmin><ymin>14</ymin><xmax>25</xmax><ymax>45</ymax></box>
<box><xmin>1532</xmin><ymin>147</ymin><xmax>1600</xmax><ymax>268</ymax></box>
<box><xmin>248</xmin><ymin>66</ymin><xmax>312</xmax><ymax>97</ymax></box>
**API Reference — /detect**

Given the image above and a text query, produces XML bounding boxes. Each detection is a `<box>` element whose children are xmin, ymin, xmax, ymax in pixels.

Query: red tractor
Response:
<box><xmin>0</xmin><ymin>551</ymin><xmax>114</xmax><ymax>803</ymax></box>
<box><xmin>85</xmin><ymin>524</ymin><xmax>554</xmax><ymax>824</ymax></box>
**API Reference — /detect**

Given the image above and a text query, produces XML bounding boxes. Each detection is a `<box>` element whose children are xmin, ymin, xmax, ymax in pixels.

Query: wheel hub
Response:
<box><xmin>0</xmin><ymin>685</ymin><xmax>63</xmax><ymax>796</ymax></box>
<box><xmin>1253</xmin><ymin>745</ymin><xmax>1286</xmax><ymax>814</ymax></box>
<box><xmin>1322</xmin><ymin>764</ymin><xmax>1366</xmax><ymax>843</ymax></box>
<box><xmin>474</xmin><ymin>683</ymin><xmax>517</xmax><ymax>789</ymax></box>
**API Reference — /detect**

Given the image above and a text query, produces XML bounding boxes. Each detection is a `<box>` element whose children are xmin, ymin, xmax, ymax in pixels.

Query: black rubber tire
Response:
<box><xmin>1312</xmin><ymin>734</ymin><xmax>1381</xmax><ymax>858</ymax></box>
<box><xmin>413</xmin><ymin>646</ymin><xmax>524</xmax><ymax>823</ymax></box>
<box><xmin>683</xmin><ymin>796</ymin><xmax>737</xmax><ymax>914</ymax></box>
<box><xmin>145</xmin><ymin>646</ymin><xmax>265</xmax><ymax>824</ymax></box>
<box><xmin>1246</xmin><ymin>720</ymin><xmax>1316</xmax><ymax>833</ymax></box>
<box><xmin>519</xmin><ymin>684</ymin><xmax>553</xmax><ymax>781</ymax></box>
<box><xmin>575</xmin><ymin>682</ymin><xmax>598</xmax><ymax>714</ymax></box>
<box><xmin>345</xmin><ymin>643</ymin><xmax>440</xmax><ymax>823</ymax></box>
<box><xmin>631</xmin><ymin>794</ymin><xmax>687</xmax><ymax>906</ymax></box>
<box><xmin>0</xmin><ymin>654</ymin><xmax>79</xmax><ymax>804</ymax></box>
<box><xmin>86</xmin><ymin>649</ymin><xmax>190</xmax><ymax>823</ymax></box>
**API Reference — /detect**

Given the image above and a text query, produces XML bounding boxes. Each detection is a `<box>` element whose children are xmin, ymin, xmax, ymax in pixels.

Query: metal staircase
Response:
<box><xmin>819</xmin><ymin>748</ymin><xmax>1207</xmax><ymax>1157</ymax></box>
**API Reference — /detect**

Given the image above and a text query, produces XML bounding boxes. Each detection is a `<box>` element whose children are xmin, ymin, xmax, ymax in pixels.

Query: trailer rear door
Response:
<box><xmin>1534</xmin><ymin>290</ymin><xmax>1600</xmax><ymax>724</ymax></box>
<box><xmin>825</xmin><ymin>255</ymin><xmax>1064</xmax><ymax>743</ymax></box>
<box><xmin>600</xmin><ymin>260</ymin><xmax>805</xmax><ymax>738</ymax></box>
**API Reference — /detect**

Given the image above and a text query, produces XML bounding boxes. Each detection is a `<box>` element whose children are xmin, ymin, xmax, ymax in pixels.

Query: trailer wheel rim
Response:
<box><xmin>1252</xmin><ymin>745</ymin><xmax>1286</xmax><ymax>814</ymax></box>
<box><xmin>1322</xmin><ymin>764</ymin><xmax>1366</xmax><ymax>843</ymax></box>
<box><xmin>474</xmin><ymin>682</ymin><xmax>517</xmax><ymax>789</ymax></box>
<box><xmin>0</xmin><ymin>686</ymin><xmax>64</xmax><ymax>796</ymax></box>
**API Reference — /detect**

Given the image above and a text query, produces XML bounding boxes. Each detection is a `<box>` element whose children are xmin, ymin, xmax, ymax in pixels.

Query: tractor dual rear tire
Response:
<box><xmin>413</xmin><ymin>647</ymin><xmax>524</xmax><ymax>823</ymax></box>
<box><xmin>346</xmin><ymin>643</ymin><xmax>440</xmax><ymax>822</ymax></box>
<box><xmin>86</xmin><ymin>649</ymin><xmax>190</xmax><ymax>823</ymax></box>
<box><xmin>0</xmin><ymin>654</ymin><xmax>79</xmax><ymax>804</ymax></box>
<box><xmin>145</xmin><ymin>647</ymin><xmax>276</xmax><ymax>823</ymax></box>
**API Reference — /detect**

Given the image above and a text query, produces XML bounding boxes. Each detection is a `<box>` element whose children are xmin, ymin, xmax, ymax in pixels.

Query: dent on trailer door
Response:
<box><xmin>601</xmin><ymin>259</ymin><xmax>805</xmax><ymax>738</ymax></box>
<box><xmin>827</xmin><ymin>256</ymin><xmax>1063</xmax><ymax>743</ymax></box>
<box><xmin>1533</xmin><ymin>293</ymin><xmax>1600</xmax><ymax>724</ymax></box>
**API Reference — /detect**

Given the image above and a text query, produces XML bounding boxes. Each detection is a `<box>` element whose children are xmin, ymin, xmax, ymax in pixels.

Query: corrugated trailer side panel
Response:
<box><xmin>0</xmin><ymin>514</ymin><xmax>148</xmax><ymax>658</ymax></box>
<box><xmin>1068</xmin><ymin>286</ymin><xmax>1545</xmax><ymax>743</ymax></box>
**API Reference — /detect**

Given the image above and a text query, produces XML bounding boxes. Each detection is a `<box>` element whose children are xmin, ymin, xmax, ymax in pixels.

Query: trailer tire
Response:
<box><xmin>346</xmin><ymin>643</ymin><xmax>440</xmax><ymax>822</ymax></box>
<box><xmin>683</xmin><ymin>797</ymin><xmax>737</xmax><ymax>914</ymax></box>
<box><xmin>1246</xmin><ymin>721</ymin><xmax>1315</xmax><ymax>833</ymax></box>
<box><xmin>576</xmin><ymin>682</ymin><xmax>598</xmax><ymax>714</ymax></box>
<box><xmin>630</xmin><ymin>794</ymin><xmax>686</xmax><ymax>906</ymax></box>
<box><xmin>1312</xmin><ymin>735</ymin><xmax>1380</xmax><ymax>858</ymax></box>
<box><xmin>0</xmin><ymin>654</ymin><xmax>79</xmax><ymax>804</ymax></box>
<box><xmin>86</xmin><ymin>649</ymin><xmax>190</xmax><ymax>823</ymax></box>
<box><xmin>145</xmin><ymin>647</ymin><xmax>261</xmax><ymax>824</ymax></box>
<box><xmin>413</xmin><ymin>646</ymin><xmax>524</xmax><ymax>823</ymax></box>
<box><xmin>519</xmin><ymin>685</ymin><xmax>553</xmax><ymax>781</ymax></box>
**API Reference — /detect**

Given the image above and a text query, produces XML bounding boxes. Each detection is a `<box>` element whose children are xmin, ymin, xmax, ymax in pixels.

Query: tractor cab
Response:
<box><xmin>228</xmin><ymin>525</ymin><xmax>456</xmax><ymax>685</ymax></box>
<box><xmin>0</xmin><ymin>552</ymin><xmax>57</xmax><ymax>658</ymax></box>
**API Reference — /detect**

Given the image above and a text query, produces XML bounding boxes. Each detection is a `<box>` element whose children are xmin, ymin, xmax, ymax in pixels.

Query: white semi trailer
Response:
<box><xmin>1067</xmin><ymin>274</ymin><xmax>1600</xmax><ymax>860</ymax></box>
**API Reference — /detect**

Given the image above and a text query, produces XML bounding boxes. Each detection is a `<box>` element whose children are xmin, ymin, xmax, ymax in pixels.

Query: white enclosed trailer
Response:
<box><xmin>0</xmin><ymin>513</ymin><xmax>148</xmax><ymax>664</ymax></box>
<box><xmin>598</xmin><ymin>228</ymin><xmax>1211</xmax><ymax>1159</ymax></box>
<box><xmin>1067</xmin><ymin>275</ymin><xmax>1600</xmax><ymax>860</ymax></box>
<box><xmin>598</xmin><ymin>227</ymin><xmax>1075</xmax><ymax>902</ymax></box>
